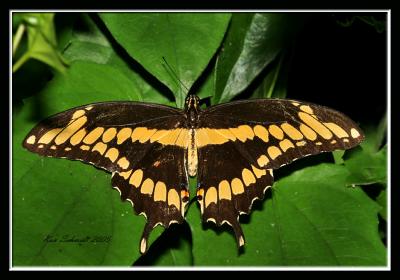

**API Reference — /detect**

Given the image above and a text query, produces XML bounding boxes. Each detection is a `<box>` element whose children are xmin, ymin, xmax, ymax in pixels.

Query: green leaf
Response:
<box><xmin>12</xmin><ymin>158</ymin><xmax>153</xmax><ymax>266</ymax></box>
<box><xmin>376</xmin><ymin>190</ymin><xmax>387</xmax><ymax>221</ymax></box>
<box><xmin>332</xmin><ymin>150</ymin><xmax>345</xmax><ymax>165</ymax></box>
<box><xmin>344</xmin><ymin>145</ymin><xmax>387</xmax><ymax>187</ymax></box>
<box><xmin>250</xmin><ymin>52</ymin><xmax>289</xmax><ymax>99</ymax></box>
<box><xmin>13</xmin><ymin>13</ymin><xmax>68</xmax><ymax>74</ymax></box>
<box><xmin>214</xmin><ymin>13</ymin><xmax>302</xmax><ymax>104</ymax></box>
<box><xmin>99</xmin><ymin>13</ymin><xmax>231</xmax><ymax>108</ymax></box>
<box><xmin>188</xmin><ymin>164</ymin><xmax>386</xmax><ymax>266</ymax></box>
<box><xmin>63</xmin><ymin>14</ymin><xmax>179</xmax><ymax>106</ymax></box>
<box><xmin>12</xmin><ymin>61</ymin><xmax>168</xmax><ymax>266</ymax></box>
<box><xmin>360</xmin><ymin>115</ymin><xmax>387</xmax><ymax>154</ymax></box>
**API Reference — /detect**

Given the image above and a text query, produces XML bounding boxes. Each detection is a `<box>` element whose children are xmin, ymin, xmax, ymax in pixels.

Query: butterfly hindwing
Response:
<box><xmin>197</xmin><ymin>141</ymin><xmax>274</xmax><ymax>247</ymax></box>
<box><xmin>23</xmin><ymin>101</ymin><xmax>186</xmax><ymax>172</ymax></box>
<box><xmin>112</xmin><ymin>143</ymin><xmax>189</xmax><ymax>253</ymax></box>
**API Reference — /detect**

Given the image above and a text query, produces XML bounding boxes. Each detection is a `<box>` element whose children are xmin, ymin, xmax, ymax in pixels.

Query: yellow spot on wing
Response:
<box><xmin>251</xmin><ymin>165</ymin><xmax>266</xmax><ymax>178</ymax></box>
<box><xmin>130</xmin><ymin>169</ymin><xmax>143</xmax><ymax>187</ymax></box>
<box><xmin>268</xmin><ymin>125</ymin><xmax>284</xmax><ymax>140</ymax></box>
<box><xmin>214</xmin><ymin>129</ymin><xmax>236</xmax><ymax>141</ymax></box>
<box><xmin>70</xmin><ymin>128</ymin><xmax>87</xmax><ymax>146</ymax></box>
<box><xmin>80</xmin><ymin>145</ymin><xmax>90</xmax><ymax>150</ymax></box>
<box><xmin>72</xmin><ymin>110</ymin><xmax>85</xmax><ymax>120</ymax></box>
<box><xmin>267</xmin><ymin>146</ymin><xmax>282</xmax><ymax>160</ymax></box>
<box><xmin>300</xmin><ymin>105</ymin><xmax>314</xmax><ymax>114</ymax></box>
<box><xmin>279</xmin><ymin>139</ymin><xmax>295</xmax><ymax>152</ymax></box>
<box><xmin>257</xmin><ymin>155</ymin><xmax>269</xmax><ymax>167</ymax></box>
<box><xmin>157</xmin><ymin>129</ymin><xmax>182</xmax><ymax>146</ymax></box>
<box><xmin>140</xmin><ymin>238</ymin><xmax>147</xmax><ymax>254</ymax></box>
<box><xmin>117</xmin><ymin>128</ymin><xmax>132</xmax><ymax>144</ymax></box>
<box><xmin>139</xmin><ymin>128</ymin><xmax>157</xmax><ymax>143</ymax></box>
<box><xmin>195</xmin><ymin>128</ymin><xmax>227</xmax><ymax>147</ymax></box>
<box><xmin>154</xmin><ymin>181</ymin><xmax>167</xmax><ymax>202</ymax></box>
<box><xmin>298</xmin><ymin>112</ymin><xmax>333</xmax><ymax>139</ymax></box>
<box><xmin>350</xmin><ymin>128</ymin><xmax>361</xmax><ymax>138</ymax></box>
<box><xmin>292</xmin><ymin>102</ymin><xmax>300</xmax><ymax>106</ymax></box>
<box><xmin>281</xmin><ymin>123</ymin><xmax>303</xmax><ymax>140</ymax></box>
<box><xmin>26</xmin><ymin>135</ymin><xmax>36</xmax><ymax>144</ymax></box>
<box><xmin>296</xmin><ymin>141</ymin><xmax>307</xmax><ymax>146</ymax></box>
<box><xmin>83</xmin><ymin>127</ymin><xmax>104</xmax><ymax>144</ymax></box>
<box><xmin>253</xmin><ymin>125</ymin><xmax>269</xmax><ymax>142</ymax></box>
<box><xmin>119</xmin><ymin>169</ymin><xmax>132</xmax><ymax>180</ymax></box>
<box><xmin>299</xmin><ymin>124</ymin><xmax>317</xmax><ymax>141</ymax></box>
<box><xmin>324</xmin><ymin>122</ymin><xmax>349</xmax><ymax>138</ymax></box>
<box><xmin>204</xmin><ymin>128</ymin><xmax>229</xmax><ymax>145</ymax></box>
<box><xmin>102</xmin><ymin>128</ymin><xmax>117</xmax><ymax>143</ymax></box>
<box><xmin>238</xmin><ymin>125</ymin><xmax>254</xmax><ymax>140</ymax></box>
<box><xmin>229</xmin><ymin>127</ymin><xmax>247</xmax><ymax>142</ymax></box>
<box><xmin>50</xmin><ymin>145</ymin><xmax>57</xmax><ymax>150</ymax></box>
<box><xmin>65</xmin><ymin>147</ymin><xmax>72</xmax><ymax>151</ymax></box>
<box><xmin>196</xmin><ymin>128</ymin><xmax>210</xmax><ymax>148</ymax></box>
<box><xmin>85</xmin><ymin>106</ymin><xmax>93</xmax><ymax>110</ymax></box>
<box><xmin>231</xmin><ymin>178</ymin><xmax>244</xmax><ymax>195</ymax></box>
<box><xmin>242</xmin><ymin>168</ymin><xmax>256</xmax><ymax>186</ymax></box>
<box><xmin>38</xmin><ymin>128</ymin><xmax>63</xmax><ymax>144</ymax></box>
<box><xmin>168</xmin><ymin>189</ymin><xmax>180</xmax><ymax>210</ymax></box>
<box><xmin>149</xmin><ymin>129</ymin><xmax>169</xmax><ymax>142</ymax></box>
<box><xmin>218</xmin><ymin>180</ymin><xmax>231</xmax><ymax>200</ymax></box>
<box><xmin>131</xmin><ymin>127</ymin><xmax>147</xmax><ymax>142</ymax></box>
<box><xmin>239</xmin><ymin>236</ymin><xmax>245</xmax><ymax>247</ymax></box>
<box><xmin>141</xmin><ymin>178</ymin><xmax>154</xmax><ymax>195</ymax></box>
<box><xmin>117</xmin><ymin>157</ymin><xmax>130</xmax><ymax>169</ymax></box>
<box><xmin>105</xmin><ymin>147</ymin><xmax>119</xmax><ymax>162</ymax></box>
<box><xmin>175</xmin><ymin>129</ymin><xmax>189</xmax><ymax>147</ymax></box>
<box><xmin>55</xmin><ymin>116</ymin><xmax>88</xmax><ymax>145</ymax></box>
<box><xmin>92</xmin><ymin>142</ymin><xmax>107</xmax><ymax>155</ymax></box>
<box><xmin>205</xmin><ymin>187</ymin><xmax>217</xmax><ymax>207</ymax></box>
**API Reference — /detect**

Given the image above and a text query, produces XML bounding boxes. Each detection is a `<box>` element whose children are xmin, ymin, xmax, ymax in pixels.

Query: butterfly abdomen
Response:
<box><xmin>188</xmin><ymin>129</ymin><xmax>198</xmax><ymax>177</ymax></box>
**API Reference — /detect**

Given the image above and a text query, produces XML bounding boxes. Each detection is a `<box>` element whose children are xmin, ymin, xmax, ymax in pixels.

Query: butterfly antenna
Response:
<box><xmin>162</xmin><ymin>56</ymin><xmax>189</xmax><ymax>93</ymax></box>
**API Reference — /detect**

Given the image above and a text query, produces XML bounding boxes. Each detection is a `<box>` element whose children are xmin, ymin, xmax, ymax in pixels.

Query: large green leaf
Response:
<box><xmin>188</xmin><ymin>164</ymin><xmax>386</xmax><ymax>266</ymax></box>
<box><xmin>13</xmin><ymin>13</ymin><xmax>68</xmax><ymax>73</ymax></box>
<box><xmin>250</xmin><ymin>52</ymin><xmax>289</xmax><ymax>99</ymax></box>
<box><xmin>12</xmin><ymin>61</ymin><xmax>165</xmax><ymax>266</ymax></box>
<box><xmin>344</xmin><ymin>146</ymin><xmax>387</xmax><ymax>187</ymax></box>
<box><xmin>213</xmin><ymin>13</ymin><xmax>302</xmax><ymax>104</ymax></box>
<box><xmin>99</xmin><ymin>13</ymin><xmax>231</xmax><ymax>108</ymax></box>
<box><xmin>63</xmin><ymin>14</ymin><xmax>172</xmax><ymax>105</ymax></box>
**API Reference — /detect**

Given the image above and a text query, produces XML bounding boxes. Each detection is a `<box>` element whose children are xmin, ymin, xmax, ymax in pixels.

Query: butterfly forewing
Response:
<box><xmin>199</xmin><ymin>99</ymin><xmax>364</xmax><ymax>170</ymax></box>
<box><xmin>22</xmin><ymin>101</ymin><xmax>190</xmax><ymax>253</ymax></box>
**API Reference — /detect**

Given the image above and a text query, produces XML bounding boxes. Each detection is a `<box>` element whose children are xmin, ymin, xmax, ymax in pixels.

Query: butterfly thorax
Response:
<box><xmin>184</xmin><ymin>95</ymin><xmax>200</xmax><ymax>176</ymax></box>
<box><xmin>184</xmin><ymin>94</ymin><xmax>201</xmax><ymax>129</ymax></box>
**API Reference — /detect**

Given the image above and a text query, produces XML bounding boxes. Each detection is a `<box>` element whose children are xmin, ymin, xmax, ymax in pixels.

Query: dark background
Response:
<box><xmin>288</xmin><ymin>13</ymin><xmax>386</xmax><ymax>125</ymax></box>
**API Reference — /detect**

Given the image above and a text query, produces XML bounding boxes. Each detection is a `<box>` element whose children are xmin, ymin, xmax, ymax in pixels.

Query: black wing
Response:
<box><xmin>23</xmin><ymin>101</ymin><xmax>190</xmax><ymax>254</ymax></box>
<box><xmin>196</xmin><ymin>98</ymin><xmax>364</xmax><ymax>247</ymax></box>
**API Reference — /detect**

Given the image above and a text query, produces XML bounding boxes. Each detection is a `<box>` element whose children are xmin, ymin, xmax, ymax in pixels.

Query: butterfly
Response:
<box><xmin>23</xmin><ymin>95</ymin><xmax>364</xmax><ymax>254</ymax></box>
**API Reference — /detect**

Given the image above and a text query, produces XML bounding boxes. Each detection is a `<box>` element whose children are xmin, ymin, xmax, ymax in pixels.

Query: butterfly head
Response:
<box><xmin>185</xmin><ymin>94</ymin><xmax>200</xmax><ymax>128</ymax></box>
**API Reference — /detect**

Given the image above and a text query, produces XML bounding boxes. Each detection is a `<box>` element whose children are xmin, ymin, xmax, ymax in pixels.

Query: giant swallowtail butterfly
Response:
<box><xmin>23</xmin><ymin>95</ymin><xmax>364</xmax><ymax>254</ymax></box>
